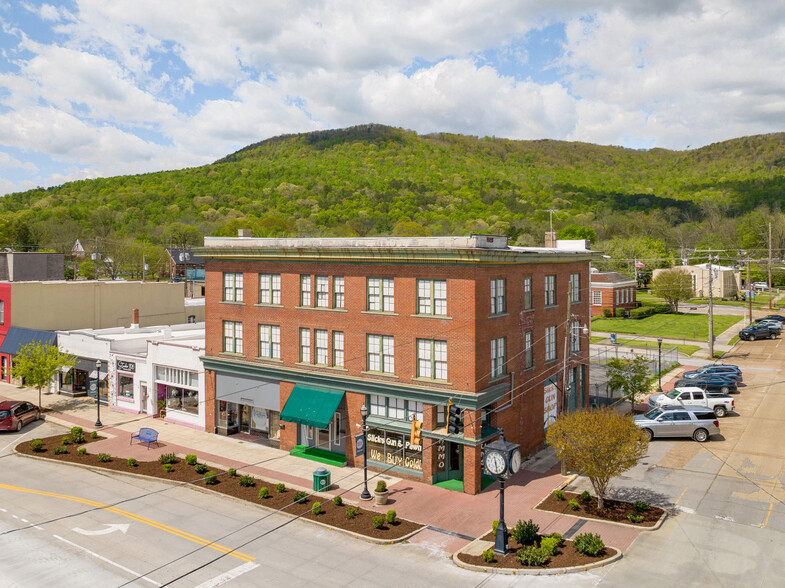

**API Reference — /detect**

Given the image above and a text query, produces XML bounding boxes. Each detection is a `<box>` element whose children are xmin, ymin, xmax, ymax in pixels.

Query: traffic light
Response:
<box><xmin>410</xmin><ymin>419</ymin><xmax>423</xmax><ymax>446</ymax></box>
<box><xmin>447</xmin><ymin>401</ymin><xmax>463</xmax><ymax>434</ymax></box>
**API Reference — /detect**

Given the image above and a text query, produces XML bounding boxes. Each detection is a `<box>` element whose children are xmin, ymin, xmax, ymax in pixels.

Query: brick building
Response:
<box><xmin>590</xmin><ymin>270</ymin><xmax>637</xmax><ymax>317</ymax></box>
<box><xmin>197</xmin><ymin>235</ymin><xmax>595</xmax><ymax>494</ymax></box>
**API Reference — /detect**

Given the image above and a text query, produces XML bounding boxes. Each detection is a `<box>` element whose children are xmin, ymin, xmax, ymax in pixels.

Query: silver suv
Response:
<box><xmin>633</xmin><ymin>406</ymin><xmax>720</xmax><ymax>442</ymax></box>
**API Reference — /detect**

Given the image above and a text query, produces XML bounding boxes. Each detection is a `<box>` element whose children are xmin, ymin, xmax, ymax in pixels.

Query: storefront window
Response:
<box><xmin>166</xmin><ymin>386</ymin><xmax>199</xmax><ymax>414</ymax></box>
<box><xmin>217</xmin><ymin>401</ymin><xmax>228</xmax><ymax>428</ymax></box>
<box><xmin>117</xmin><ymin>375</ymin><xmax>134</xmax><ymax>400</ymax></box>
<box><xmin>367</xmin><ymin>428</ymin><xmax>423</xmax><ymax>472</ymax></box>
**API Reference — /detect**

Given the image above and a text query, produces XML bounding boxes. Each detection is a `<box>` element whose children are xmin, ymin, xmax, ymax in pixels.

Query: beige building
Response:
<box><xmin>652</xmin><ymin>264</ymin><xmax>742</xmax><ymax>299</ymax></box>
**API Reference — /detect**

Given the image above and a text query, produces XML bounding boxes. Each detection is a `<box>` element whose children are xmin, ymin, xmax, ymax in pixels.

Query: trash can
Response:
<box><xmin>313</xmin><ymin>467</ymin><xmax>331</xmax><ymax>491</ymax></box>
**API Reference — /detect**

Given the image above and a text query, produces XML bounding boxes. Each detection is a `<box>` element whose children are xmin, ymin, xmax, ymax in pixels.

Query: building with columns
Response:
<box><xmin>196</xmin><ymin>235</ymin><xmax>595</xmax><ymax>494</ymax></box>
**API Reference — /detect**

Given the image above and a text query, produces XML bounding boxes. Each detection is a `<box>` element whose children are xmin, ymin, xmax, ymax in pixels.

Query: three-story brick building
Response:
<box><xmin>197</xmin><ymin>235</ymin><xmax>595</xmax><ymax>494</ymax></box>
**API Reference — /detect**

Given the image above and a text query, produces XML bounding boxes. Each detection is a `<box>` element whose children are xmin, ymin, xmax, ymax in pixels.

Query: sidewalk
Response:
<box><xmin>1</xmin><ymin>381</ymin><xmax>643</xmax><ymax>556</ymax></box>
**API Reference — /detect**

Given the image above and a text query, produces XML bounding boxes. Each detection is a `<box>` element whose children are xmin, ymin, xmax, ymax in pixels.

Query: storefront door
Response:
<box><xmin>435</xmin><ymin>441</ymin><xmax>463</xmax><ymax>482</ymax></box>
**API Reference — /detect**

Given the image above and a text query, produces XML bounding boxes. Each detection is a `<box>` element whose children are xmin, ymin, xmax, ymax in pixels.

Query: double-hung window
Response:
<box><xmin>417</xmin><ymin>279</ymin><xmax>447</xmax><ymax>315</ymax></box>
<box><xmin>408</xmin><ymin>401</ymin><xmax>424</xmax><ymax>422</ymax></box>
<box><xmin>315</xmin><ymin>329</ymin><xmax>328</xmax><ymax>364</ymax></box>
<box><xmin>417</xmin><ymin>339</ymin><xmax>447</xmax><ymax>380</ymax></box>
<box><xmin>524</xmin><ymin>276</ymin><xmax>532</xmax><ymax>310</ymax></box>
<box><xmin>300</xmin><ymin>275</ymin><xmax>311</xmax><ymax>306</ymax></box>
<box><xmin>0</xmin><ymin>300</ymin><xmax>4</xmax><ymax>324</ymax></box>
<box><xmin>223</xmin><ymin>273</ymin><xmax>243</xmax><ymax>302</ymax></box>
<box><xmin>491</xmin><ymin>337</ymin><xmax>506</xmax><ymax>378</ymax></box>
<box><xmin>570</xmin><ymin>273</ymin><xmax>580</xmax><ymax>303</ymax></box>
<box><xmin>545</xmin><ymin>275</ymin><xmax>556</xmax><ymax>306</ymax></box>
<box><xmin>490</xmin><ymin>278</ymin><xmax>506</xmax><ymax>315</ymax></box>
<box><xmin>299</xmin><ymin>328</ymin><xmax>311</xmax><ymax>362</ymax></box>
<box><xmin>524</xmin><ymin>331</ymin><xmax>533</xmax><ymax>369</ymax></box>
<box><xmin>368</xmin><ymin>278</ymin><xmax>395</xmax><ymax>312</ymax></box>
<box><xmin>545</xmin><ymin>326</ymin><xmax>557</xmax><ymax>361</ymax></box>
<box><xmin>332</xmin><ymin>331</ymin><xmax>344</xmax><ymax>367</ymax></box>
<box><xmin>367</xmin><ymin>334</ymin><xmax>394</xmax><ymax>373</ymax></box>
<box><xmin>223</xmin><ymin>321</ymin><xmax>243</xmax><ymax>354</ymax></box>
<box><xmin>258</xmin><ymin>274</ymin><xmax>281</xmax><ymax>305</ymax></box>
<box><xmin>592</xmin><ymin>290</ymin><xmax>601</xmax><ymax>305</ymax></box>
<box><xmin>370</xmin><ymin>394</ymin><xmax>385</xmax><ymax>416</ymax></box>
<box><xmin>388</xmin><ymin>397</ymin><xmax>405</xmax><ymax>419</ymax></box>
<box><xmin>333</xmin><ymin>277</ymin><xmax>345</xmax><ymax>308</ymax></box>
<box><xmin>258</xmin><ymin>324</ymin><xmax>280</xmax><ymax>359</ymax></box>
<box><xmin>316</xmin><ymin>276</ymin><xmax>329</xmax><ymax>308</ymax></box>
<box><xmin>570</xmin><ymin>320</ymin><xmax>581</xmax><ymax>353</ymax></box>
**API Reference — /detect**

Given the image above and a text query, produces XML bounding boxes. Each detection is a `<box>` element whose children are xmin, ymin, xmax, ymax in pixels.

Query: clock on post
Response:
<box><xmin>482</xmin><ymin>429</ymin><xmax>521</xmax><ymax>555</ymax></box>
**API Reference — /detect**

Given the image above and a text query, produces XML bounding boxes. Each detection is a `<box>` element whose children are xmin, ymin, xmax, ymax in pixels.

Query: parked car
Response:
<box><xmin>634</xmin><ymin>406</ymin><xmax>720</xmax><ymax>442</ymax></box>
<box><xmin>682</xmin><ymin>365</ymin><xmax>743</xmax><ymax>383</ymax></box>
<box><xmin>648</xmin><ymin>386</ymin><xmax>735</xmax><ymax>417</ymax></box>
<box><xmin>739</xmin><ymin>323</ymin><xmax>779</xmax><ymax>341</ymax></box>
<box><xmin>673</xmin><ymin>376</ymin><xmax>737</xmax><ymax>395</ymax></box>
<box><xmin>753</xmin><ymin>319</ymin><xmax>783</xmax><ymax>332</ymax></box>
<box><xmin>763</xmin><ymin>314</ymin><xmax>785</xmax><ymax>324</ymax></box>
<box><xmin>0</xmin><ymin>401</ymin><xmax>41</xmax><ymax>432</ymax></box>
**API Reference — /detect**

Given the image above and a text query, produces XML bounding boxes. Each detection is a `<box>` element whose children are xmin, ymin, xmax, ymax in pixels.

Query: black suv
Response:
<box><xmin>673</xmin><ymin>377</ymin><xmax>737</xmax><ymax>395</ymax></box>
<box><xmin>739</xmin><ymin>323</ymin><xmax>778</xmax><ymax>341</ymax></box>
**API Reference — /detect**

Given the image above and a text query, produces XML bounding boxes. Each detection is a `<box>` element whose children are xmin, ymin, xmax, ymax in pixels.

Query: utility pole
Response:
<box><xmin>708</xmin><ymin>252</ymin><xmax>715</xmax><ymax>358</ymax></box>
<box><xmin>562</xmin><ymin>288</ymin><xmax>571</xmax><ymax>414</ymax></box>
<box><xmin>769</xmin><ymin>222</ymin><xmax>773</xmax><ymax>311</ymax></box>
<box><xmin>142</xmin><ymin>254</ymin><xmax>146</xmax><ymax>282</ymax></box>
<box><xmin>747</xmin><ymin>256</ymin><xmax>753</xmax><ymax>325</ymax></box>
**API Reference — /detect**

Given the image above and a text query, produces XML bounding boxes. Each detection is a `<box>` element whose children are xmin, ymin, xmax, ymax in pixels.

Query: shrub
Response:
<box><xmin>227</xmin><ymin>468</ymin><xmax>237</xmax><ymax>477</ymax></box>
<box><xmin>53</xmin><ymin>446</ymin><xmax>67</xmax><ymax>455</ymax></box>
<box><xmin>573</xmin><ymin>533</ymin><xmax>605</xmax><ymax>556</ymax></box>
<box><xmin>345</xmin><ymin>506</ymin><xmax>359</xmax><ymax>520</ymax></box>
<box><xmin>194</xmin><ymin>464</ymin><xmax>208</xmax><ymax>474</ymax></box>
<box><xmin>553</xmin><ymin>489</ymin><xmax>565</xmax><ymax>501</ymax></box>
<box><xmin>90</xmin><ymin>431</ymin><xmax>98</xmax><ymax>439</ymax></box>
<box><xmin>61</xmin><ymin>436</ymin><xmax>70</xmax><ymax>446</ymax></box>
<box><xmin>98</xmin><ymin>453</ymin><xmax>112</xmax><ymax>463</ymax></box>
<box><xmin>569</xmin><ymin>499</ymin><xmax>580</xmax><ymax>511</ymax></box>
<box><xmin>628</xmin><ymin>513</ymin><xmax>645</xmax><ymax>523</ymax></box>
<box><xmin>510</xmin><ymin>519</ymin><xmax>539</xmax><ymax>546</ymax></box>
<box><xmin>127</xmin><ymin>458</ymin><xmax>138</xmax><ymax>467</ymax></box>
<box><xmin>633</xmin><ymin>500</ymin><xmax>651</xmax><ymax>513</ymax></box>
<box><xmin>385</xmin><ymin>510</ymin><xmax>396</xmax><ymax>524</ymax></box>
<box><xmin>540</xmin><ymin>536</ymin><xmax>561</xmax><ymax>556</ymax></box>
<box><xmin>372</xmin><ymin>515</ymin><xmax>385</xmax><ymax>529</ymax></box>
<box><xmin>516</xmin><ymin>545</ymin><xmax>549</xmax><ymax>566</ymax></box>
<box><xmin>482</xmin><ymin>548</ymin><xmax>496</xmax><ymax>563</ymax></box>
<box><xmin>70</xmin><ymin>427</ymin><xmax>84</xmax><ymax>443</ymax></box>
<box><xmin>332</xmin><ymin>495</ymin><xmax>343</xmax><ymax>506</ymax></box>
<box><xmin>77</xmin><ymin>447</ymin><xmax>86</xmax><ymax>455</ymax></box>
<box><xmin>602</xmin><ymin>308</ymin><xmax>613</xmax><ymax>318</ymax></box>
<box><xmin>158</xmin><ymin>453</ymin><xmax>177</xmax><ymax>465</ymax></box>
<box><xmin>238</xmin><ymin>475</ymin><xmax>255</xmax><ymax>487</ymax></box>
<box><xmin>162</xmin><ymin>463</ymin><xmax>173</xmax><ymax>473</ymax></box>
<box><xmin>293</xmin><ymin>491</ymin><xmax>308</xmax><ymax>504</ymax></box>
<box><xmin>258</xmin><ymin>487</ymin><xmax>270</xmax><ymax>499</ymax></box>
<box><xmin>581</xmin><ymin>490</ymin><xmax>591</xmax><ymax>503</ymax></box>
<box><xmin>375</xmin><ymin>480</ymin><xmax>387</xmax><ymax>493</ymax></box>
<box><xmin>30</xmin><ymin>439</ymin><xmax>44</xmax><ymax>452</ymax></box>
<box><xmin>204</xmin><ymin>471</ymin><xmax>218</xmax><ymax>485</ymax></box>
<box><xmin>312</xmin><ymin>502</ymin><xmax>322</xmax><ymax>515</ymax></box>
<box><xmin>550</xmin><ymin>532</ymin><xmax>562</xmax><ymax>542</ymax></box>
<box><xmin>491</xmin><ymin>520</ymin><xmax>499</xmax><ymax>534</ymax></box>
<box><xmin>184</xmin><ymin>454</ymin><xmax>197</xmax><ymax>466</ymax></box>
<box><xmin>275</xmin><ymin>483</ymin><xmax>286</xmax><ymax>493</ymax></box>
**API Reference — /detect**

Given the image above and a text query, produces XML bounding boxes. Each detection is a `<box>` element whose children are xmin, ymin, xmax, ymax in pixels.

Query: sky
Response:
<box><xmin>1</xmin><ymin>0</ymin><xmax>784</xmax><ymax>196</ymax></box>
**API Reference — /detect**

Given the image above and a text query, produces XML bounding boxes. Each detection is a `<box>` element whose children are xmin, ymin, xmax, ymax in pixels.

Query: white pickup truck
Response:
<box><xmin>648</xmin><ymin>386</ymin><xmax>735</xmax><ymax>417</ymax></box>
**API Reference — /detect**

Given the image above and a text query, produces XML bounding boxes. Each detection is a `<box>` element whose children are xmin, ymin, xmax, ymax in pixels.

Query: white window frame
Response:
<box><xmin>333</xmin><ymin>331</ymin><xmax>344</xmax><ymax>367</ymax></box>
<box><xmin>315</xmin><ymin>329</ymin><xmax>328</xmax><ymax>365</ymax></box>
<box><xmin>545</xmin><ymin>326</ymin><xmax>557</xmax><ymax>361</ymax></box>
<box><xmin>258</xmin><ymin>324</ymin><xmax>281</xmax><ymax>359</ymax></box>
<box><xmin>417</xmin><ymin>339</ymin><xmax>447</xmax><ymax>380</ymax></box>
<box><xmin>545</xmin><ymin>275</ymin><xmax>556</xmax><ymax>306</ymax></box>
<box><xmin>259</xmin><ymin>273</ymin><xmax>281</xmax><ymax>305</ymax></box>
<box><xmin>491</xmin><ymin>337</ymin><xmax>506</xmax><ymax>378</ymax></box>
<box><xmin>223</xmin><ymin>321</ymin><xmax>243</xmax><ymax>354</ymax></box>
<box><xmin>490</xmin><ymin>278</ymin><xmax>506</xmax><ymax>315</ymax></box>
<box><xmin>300</xmin><ymin>275</ymin><xmax>311</xmax><ymax>306</ymax></box>
<box><xmin>333</xmin><ymin>276</ymin><xmax>345</xmax><ymax>309</ymax></box>
<box><xmin>368</xmin><ymin>278</ymin><xmax>394</xmax><ymax>312</ymax></box>
<box><xmin>223</xmin><ymin>273</ymin><xmax>243</xmax><ymax>302</ymax></box>
<box><xmin>592</xmin><ymin>290</ymin><xmax>602</xmax><ymax>305</ymax></box>
<box><xmin>417</xmin><ymin>279</ymin><xmax>447</xmax><ymax>315</ymax></box>
<box><xmin>300</xmin><ymin>328</ymin><xmax>311</xmax><ymax>363</ymax></box>
<box><xmin>316</xmin><ymin>276</ymin><xmax>329</xmax><ymax>308</ymax></box>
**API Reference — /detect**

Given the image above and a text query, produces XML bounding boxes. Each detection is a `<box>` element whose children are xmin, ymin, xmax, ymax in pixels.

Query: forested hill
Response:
<box><xmin>3</xmin><ymin>124</ymin><xmax>785</xmax><ymax>259</ymax></box>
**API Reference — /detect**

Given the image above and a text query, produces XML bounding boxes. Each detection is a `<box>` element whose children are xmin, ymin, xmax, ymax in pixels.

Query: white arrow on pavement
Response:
<box><xmin>73</xmin><ymin>523</ymin><xmax>130</xmax><ymax>536</ymax></box>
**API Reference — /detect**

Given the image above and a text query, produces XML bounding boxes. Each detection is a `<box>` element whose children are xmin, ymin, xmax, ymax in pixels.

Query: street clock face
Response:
<box><xmin>485</xmin><ymin>451</ymin><xmax>506</xmax><ymax>475</ymax></box>
<box><xmin>510</xmin><ymin>449</ymin><xmax>522</xmax><ymax>474</ymax></box>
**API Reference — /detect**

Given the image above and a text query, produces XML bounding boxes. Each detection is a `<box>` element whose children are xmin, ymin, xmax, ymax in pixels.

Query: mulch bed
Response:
<box><xmin>458</xmin><ymin>532</ymin><xmax>618</xmax><ymax>569</ymax></box>
<box><xmin>16</xmin><ymin>434</ymin><xmax>422</xmax><ymax>540</ymax></box>
<box><xmin>536</xmin><ymin>491</ymin><xmax>664</xmax><ymax>526</ymax></box>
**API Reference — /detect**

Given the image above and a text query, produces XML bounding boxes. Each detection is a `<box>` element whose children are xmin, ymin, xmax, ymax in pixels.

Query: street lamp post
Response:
<box><xmin>360</xmin><ymin>405</ymin><xmax>371</xmax><ymax>501</ymax></box>
<box><xmin>94</xmin><ymin>359</ymin><xmax>102</xmax><ymax>428</ymax></box>
<box><xmin>657</xmin><ymin>337</ymin><xmax>663</xmax><ymax>394</ymax></box>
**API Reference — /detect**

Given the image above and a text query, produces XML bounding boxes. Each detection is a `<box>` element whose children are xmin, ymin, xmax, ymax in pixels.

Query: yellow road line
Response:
<box><xmin>0</xmin><ymin>483</ymin><xmax>255</xmax><ymax>562</ymax></box>
<box><xmin>760</xmin><ymin>502</ymin><xmax>774</xmax><ymax>528</ymax></box>
<box><xmin>674</xmin><ymin>487</ymin><xmax>688</xmax><ymax>505</ymax></box>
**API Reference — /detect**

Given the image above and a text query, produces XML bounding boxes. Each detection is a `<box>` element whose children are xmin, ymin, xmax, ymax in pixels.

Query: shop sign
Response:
<box><xmin>544</xmin><ymin>381</ymin><xmax>558</xmax><ymax>431</ymax></box>
<box><xmin>117</xmin><ymin>360</ymin><xmax>136</xmax><ymax>373</ymax></box>
<box><xmin>436</xmin><ymin>440</ymin><xmax>447</xmax><ymax>472</ymax></box>
<box><xmin>355</xmin><ymin>434</ymin><xmax>365</xmax><ymax>457</ymax></box>
<box><xmin>367</xmin><ymin>428</ymin><xmax>423</xmax><ymax>472</ymax></box>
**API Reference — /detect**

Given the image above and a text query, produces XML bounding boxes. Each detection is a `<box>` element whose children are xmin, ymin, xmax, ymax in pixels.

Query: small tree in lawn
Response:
<box><xmin>651</xmin><ymin>268</ymin><xmax>693</xmax><ymax>312</ymax></box>
<box><xmin>546</xmin><ymin>408</ymin><xmax>648</xmax><ymax>509</ymax></box>
<box><xmin>606</xmin><ymin>355</ymin><xmax>651</xmax><ymax>407</ymax></box>
<box><xmin>12</xmin><ymin>343</ymin><xmax>76</xmax><ymax>408</ymax></box>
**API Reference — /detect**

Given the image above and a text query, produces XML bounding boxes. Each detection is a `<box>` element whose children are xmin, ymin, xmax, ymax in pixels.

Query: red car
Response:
<box><xmin>0</xmin><ymin>401</ymin><xmax>41</xmax><ymax>432</ymax></box>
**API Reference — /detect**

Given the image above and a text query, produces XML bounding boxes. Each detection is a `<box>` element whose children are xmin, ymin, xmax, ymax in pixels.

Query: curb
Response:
<box><xmin>11</xmin><ymin>448</ymin><xmax>424</xmax><ymax>546</ymax></box>
<box><xmin>451</xmin><ymin>537</ymin><xmax>622</xmax><ymax>575</ymax></box>
<box><xmin>531</xmin><ymin>493</ymin><xmax>668</xmax><ymax>532</ymax></box>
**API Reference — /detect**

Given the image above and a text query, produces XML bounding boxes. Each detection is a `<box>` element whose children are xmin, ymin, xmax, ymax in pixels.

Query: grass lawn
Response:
<box><xmin>637</xmin><ymin>289</ymin><xmax>780</xmax><ymax>310</ymax></box>
<box><xmin>615</xmin><ymin>338</ymin><xmax>701</xmax><ymax>356</ymax></box>
<box><xmin>589</xmin><ymin>336</ymin><xmax>606</xmax><ymax>344</ymax></box>
<box><xmin>591</xmin><ymin>313</ymin><xmax>742</xmax><ymax>340</ymax></box>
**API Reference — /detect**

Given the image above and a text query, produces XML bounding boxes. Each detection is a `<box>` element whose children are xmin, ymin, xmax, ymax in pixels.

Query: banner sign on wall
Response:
<box><xmin>544</xmin><ymin>382</ymin><xmax>558</xmax><ymax>432</ymax></box>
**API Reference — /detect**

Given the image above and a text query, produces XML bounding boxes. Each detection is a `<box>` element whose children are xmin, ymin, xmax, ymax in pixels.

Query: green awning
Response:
<box><xmin>280</xmin><ymin>385</ymin><xmax>344</xmax><ymax>429</ymax></box>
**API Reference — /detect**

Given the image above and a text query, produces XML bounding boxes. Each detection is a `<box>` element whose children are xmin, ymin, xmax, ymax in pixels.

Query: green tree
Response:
<box><xmin>12</xmin><ymin>343</ymin><xmax>76</xmax><ymax>408</ymax></box>
<box><xmin>606</xmin><ymin>355</ymin><xmax>652</xmax><ymax>407</ymax></box>
<box><xmin>559</xmin><ymin>224</ymin><xmax>597</xmax><ymax>242</ymax></box>
<box><xmin>546</xmin><ymin>408</ymin><xmax>648</xmax><ymax>509</ymax></box>
<box><xmin>651</xmin><ymin>268</ymin><xmax>693</xmax><ymax>312</ymax></box>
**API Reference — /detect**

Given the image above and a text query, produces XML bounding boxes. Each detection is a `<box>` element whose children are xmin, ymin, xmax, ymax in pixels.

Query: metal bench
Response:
<box><xmin>130</xmin><ymin>427</ymin><xmax>160</xmax><ymax>449</ymax></box>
